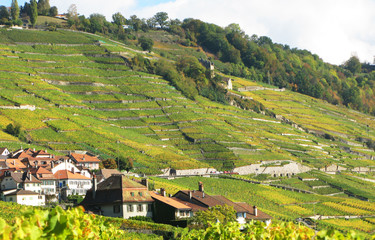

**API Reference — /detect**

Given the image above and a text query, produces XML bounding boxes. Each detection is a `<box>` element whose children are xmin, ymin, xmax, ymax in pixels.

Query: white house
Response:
<box><xmin>52</xmin><ymin>160</ymin><xmax>91</xmax><ymax>178</ymax></box>
<box><xmin>1</xmin><ymin>171</ymin><xmax>42</xmax><ymax>194</ymax></box>
<box><xmin>54</xmin><ymin>170</ymin><xmax>92</xmax><ymax>197</ymax></box>
<box><xmin>0</xmin><ymin>148</ymin><xmax>10</xmax><ymax>159</ymax></box>
<box><xmin>81</xmin><ymin>175</ymin><xmax>153</xmax><ymax>219</ymax></box>
<box><xmin>69</xmin><ymin>153</ymin><xmax>101</xmax><ymax>170</ymax></box>
<box><xmin>3</xmin><ymin>189</ymin><xmax>45</xmax><ymax>206</ymax></box>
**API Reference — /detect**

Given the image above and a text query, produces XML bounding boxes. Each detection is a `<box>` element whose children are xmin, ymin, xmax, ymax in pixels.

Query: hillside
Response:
<box><xmin>0</xmin><ymin>29</ymin><xmax>374</xmax><ymax>175</ymax></box>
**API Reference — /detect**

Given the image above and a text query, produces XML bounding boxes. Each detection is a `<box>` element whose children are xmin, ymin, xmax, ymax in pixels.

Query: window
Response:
<box><xmin>38</xmin><ymin>196</ymin><xmax>43</xmax><ymax>199</ymax></box>
<box><xmin>130</xmin><ymin>192</ymin><xmax>134</xmax><ymax>197</ymax></box>
<box><xmin>127</xmin><ymin>204</ymin><xmax>134</xmax><ymax>212</ymax></box>
<box><xmin>180</xmin><ymin>211</ymin><xmax>185</xmax><ymax>217</ymax></box>
<box><xmin>137</xmin><ymin>204</ymin><xmax>143</xmax><ymax>212</ymax></box>
<box><xmin>138</xmin><ymin>192</ymin><xmax>143</xmax><ymax>197</ymax></box>
<box><xmin>113</xmin><ymin>205</ymin><xmax>121</xmax><ymax>213</ymax></box>
<box><xmin>9</xmin><ymin>197</ymin><xmax>13</xmax><ymax>201</ymax></box>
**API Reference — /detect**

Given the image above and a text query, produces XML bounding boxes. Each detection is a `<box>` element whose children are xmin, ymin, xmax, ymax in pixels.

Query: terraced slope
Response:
<box><xmin>0</xmin><ymin>29</ymin><xmax>374</xmax><ymax>174</ymax></box>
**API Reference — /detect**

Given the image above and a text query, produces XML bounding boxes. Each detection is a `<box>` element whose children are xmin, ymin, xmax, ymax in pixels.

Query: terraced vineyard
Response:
<box><xmin>0</xmin><ymin>29</ymin><xmax>375</xmax><ymax>175</ymax></box>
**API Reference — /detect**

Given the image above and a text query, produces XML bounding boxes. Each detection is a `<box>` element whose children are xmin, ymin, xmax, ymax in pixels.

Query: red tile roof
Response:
<box><xmin>54</xmin><ymin>170</ymin><xmax>90</xmax><ymax>180</ymax></box>
<box><xmin>70</xmin><ymin>153</ymin><xmax>101</xmax><ymax>163</ymax></box>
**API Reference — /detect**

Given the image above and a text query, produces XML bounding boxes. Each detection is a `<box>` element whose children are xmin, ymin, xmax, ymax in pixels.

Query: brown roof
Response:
<box><xmin>0</xmin><ymin>148</ymin><xmax>8</xmax><ymax>155</ymax></box>
<box><xmin>97</xmin><ymin>169</ymin><xmax>121</xmax><ymax>181</ymax></box>
<box><xmin>70</xmin><ymin>153</ymin><xmax>101</xmax><ymax>163</ymax></box>
<box><xmin>177</xmin><ymin>190</ymin><xmax>225</xmax><ymax>208</ymax></box>
<box><xmin>236</xmin><ymin>202</ymin><xmax>272</xmax><ymax>220</ymax></box>
<box><xmin>81</xmin><ymin>175</ymin><xmax>153</xmax><ymax>207</ymax></box>
<box><xmin>6</xmin><ymin>189</ymin><xmax>41</xmax><ymax>196</ymax></box>
<box><xmin>172</xmin><ymin>197</ymin><xmax>207</xmax><ymax>212</ymax></box>
<box><xmin>212</xmin><ymin>195</ymin><xmax>248</xmax><ymax>213</ymax></box>
<box><xmin>150</xmin><ymin>192</ymin><xmax>191</xmax><ymax>210</ymax></box>
<box><xmin>5</xmin><ymin>172</ymin><xmax>41</xmax><ymax>183</ymax></box>
<box><xmin>54</xmin><ymin>170</ymin><xmax>90</xmax><ymax>180</ymax></box>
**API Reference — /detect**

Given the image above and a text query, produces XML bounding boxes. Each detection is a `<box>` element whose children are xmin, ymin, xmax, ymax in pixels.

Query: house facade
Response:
<box><xmin>3</xmin><ymin>189</ymin><xmax>45</xmax><ymax>206</ymax></box>
<box><xmin>81</xmin><ymin>175</ymin><xmax>153</xmax><ymax>219</ymax></box>
<box><xmin>172</xmin><ymin>182</ymin><xmax>272</xmax><ymax>225</ymax></box>
<box><xmin>70</xmin><ymin>153</ymin><xmax>101</xmax><ymax>170</ymax></box>
<box><xmin>54</xmin><ymin>170</ymin><xmax>92</xmax><ymax>198</ymax></box>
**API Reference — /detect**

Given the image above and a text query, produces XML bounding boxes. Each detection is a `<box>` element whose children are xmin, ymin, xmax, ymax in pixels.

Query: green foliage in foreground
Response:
<box><xmin>179</xmin><ymin>221</ymin><xmax>371</xmax><ymax>240</ymax></box>
<box><xmin>0</xmin><ymin>206</ymin><xmax>144</xmax><ymax>240</ymax></box>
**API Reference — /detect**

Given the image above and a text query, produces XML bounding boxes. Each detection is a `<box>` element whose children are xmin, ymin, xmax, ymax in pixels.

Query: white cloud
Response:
<box><xmin>50</xmin><ymin>0</ymin><xmax>375</xmax><ymax>65</ymax></box>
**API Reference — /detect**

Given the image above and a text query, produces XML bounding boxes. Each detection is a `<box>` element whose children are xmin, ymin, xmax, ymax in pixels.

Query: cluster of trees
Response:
<box><xmin>0</xmin><ymin>0</ymin><xmax>22</xmax><ymax>25</ymax></box>
<box><xmin>0</xmin><ymin>0</ymin><xmax>58</xmax><ymax>26</ymax></box>
<box><xmin>4</xmin><ymin>123</ymin><xmax>26</xmax><ymax>141</ymax></box>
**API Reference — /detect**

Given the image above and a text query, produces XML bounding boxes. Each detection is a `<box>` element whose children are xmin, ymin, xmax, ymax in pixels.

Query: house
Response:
<box><xmin>3</xmin><ymin>189</ymin><xmax>45</xmax><ymax>206</ymax></box>
<box><xmin>0</xmin><ymin>148</ymin><xmax>10</xmax><ymax>160</ymax></box>
<box><xmin>150</xmin><ymin>189</ymin><xmax>192</xmax><ymax>226</ymax></box>
<box><xmin>11</xmin><ymin>148</ymin><xmax>64</xmax><ymax>169</ymax></box>
<box><xmin>51</xmin><ymin>160</ymin><xmax>91</xmax><ymax>179</ymax></box>
<box><xmin>30</xmin><ymin>167</ymin><xmax>57</xmax><ymax>195</ymax></box>
<box><xmin>173</xmin><ymin>182</ymin><xmax>272</xmax><ymax>225</ymax></box>
<box><xmin>69</xmin><ymin>153</ymin><xmax>101</xmax><ymax>170</ymax></box>
<box><xmin>1</xmin><ymin>171</ymin><xmax>42</xmax><ymax>194</ymax></box>
<box><xmin>81</xmin><ymin>175</ymin><xmax>153</xmax><ymax>219</ymax></box>
<box><xmin>54</xmin><ymin>170</ymin><xmax>92</xmax><ymax>199</ymax></box>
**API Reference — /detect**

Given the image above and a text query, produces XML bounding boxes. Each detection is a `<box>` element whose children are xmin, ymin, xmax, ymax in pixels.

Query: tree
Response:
<box><xmin>89</xmin><ymin>13</ymin><xmax>107</xmax><ymax>33</ymax></box>
<box><xmin>67</xmin><ymin>4</ymin><xmax>78</xmax><ymax>19</ymax></box>
<box><xmin>154</xmin><ymin>12</ymin><xmax>168</xmax><ymax>29</ymax></box>
<box><xmin>116</xmin><ymin>157</ymin><xmax>133</xmax><ymax>172</ymax></box>
<box><xmin>11</xmin><ymin>0</ymin><xmax>20</xmax><ymax>22</ymax></box>
<box><xmin>0</xmin><ymin>6</ymin><xmax>10</xmax><ymax>21</ymax></box>
<box><xmin>129</xmin><ymin>15</ymin><xmax>142</xmax><ymax>31</ymax></box>
<box><xmin>29</xmin><ymin>0</ymin><xmax>38</xmax><ymax>27</ymax></box>
<box><xmin>49</xmin><ymin>6</ymin><xmax>57</xmax><ymax>17</ymax></box>
<box><xmin>344</xmin><ymin>55</ymin><xmax>361</xmax><ymax>74</ymax></box>
<box><xmin>102</xmin><ymin>159</ymin><xmax>117</xmax><ymax>169</ymax></box>
<box><xmin>190</xmin><ymin>205</ymin><xmax>237</xmax><ymax>229</ymax></box>
<box><xmin>37</xmin><ymin>0</ymin><xmax>49</xmax><ymax>16</ymax></box>
<box><xmin>138</xmin><ymin>36</ymin><xmax>154</xmax><ymax>52</ymax></box>
<box><xmin>112</xmin><ymin>12</ymin><xmax>125</xmax><ymax>26</ymax></box>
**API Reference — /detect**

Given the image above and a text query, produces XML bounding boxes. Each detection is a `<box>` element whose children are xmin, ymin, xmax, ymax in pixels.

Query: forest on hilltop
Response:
<box><xmin>60</xmin><ymin>11</ymin><xmax>375</xmax><ymax>115</ymax></box>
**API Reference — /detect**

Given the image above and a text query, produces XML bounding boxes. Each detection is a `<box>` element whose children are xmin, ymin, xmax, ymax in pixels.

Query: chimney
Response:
<box><xmin>13</xmin><ymin>159</ymin><xmax>15</xmax><ymax>166</ymax></box>
<box><xmin>253</xmin><ymin>206</ymin><xmax>258</xmax><ymax>216</ymax></box>
<box><xmin>92</xmin><ymin>174</ymin><xmax>97</xmax><ymax>199</ymax></box>
<box><xmin>189</xmin><ymin>191</ymin><xmax>192</xmax><ymax>200</ymax></box>
<box><xmin>198</xmin><ymin>182</ymin><xmax>204</xmax><ymax>192</ymax></box>
<box><xmin>141</xmin><ymin>178</ymin><xmax>149</xmax><ymax>189</ymax></box>
<box><xmin>202</xmin><ymin>191</ymin><xmax>205</xmax><ymax>198</ymax></box>
<box><xmin>160</xmin><ymin>188</ymin><xmax>166</xmax><ymax>197</ymax></box>
<box><xmin>51</xmin><ymin>161</ymin><xmax>54</xmax><ymax>169</ymax></box>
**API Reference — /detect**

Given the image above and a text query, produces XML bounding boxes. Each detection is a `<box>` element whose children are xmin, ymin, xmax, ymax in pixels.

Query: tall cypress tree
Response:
<box><xmin>30</xmin><ymin>0</ymin><xmax>38</xmax><ymax>27</ymax></box>
<box><xmin>11</xmin><ymin>0</ymin><xmax>20</xmax><ymax>21</ymax></box>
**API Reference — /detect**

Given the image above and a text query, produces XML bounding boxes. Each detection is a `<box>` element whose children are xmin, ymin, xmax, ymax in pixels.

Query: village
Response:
<box><xmin>0</xmin><ymin>147</ymin><xmax>271</xmax><ymax>227</ymax></box>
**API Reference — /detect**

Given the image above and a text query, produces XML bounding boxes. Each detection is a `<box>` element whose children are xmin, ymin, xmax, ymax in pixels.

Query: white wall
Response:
<box><xmin>24</xmin><ymin>183</ymin><xmax>42</xmax><ymax>194</ymax></box>
<box><xmin>5</xmin><ymin>194</ymin><xmax>45</xmax><ymax>206</ymax></box>
<box><xmin>52</xmin><ymin>161</ymin><xmax>80</xmax><ymax>174</ymax></box>
<box><xmin>101</xmin><ymin>204</ymin><xmax>123</xmax><ymax>218</ymax></box>
<box><xmin>123</xmin><ymin>203</ymin><xmax>153</xmax><ymax>219</ymax></box>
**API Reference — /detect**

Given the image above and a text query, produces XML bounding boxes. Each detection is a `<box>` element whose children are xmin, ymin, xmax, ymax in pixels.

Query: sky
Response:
<box><xmin>2</xmin><ymin>0</ymin><xmax>375</xmax><ymax>65</ymax></box>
